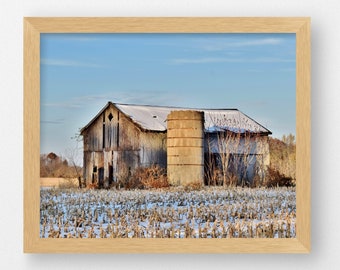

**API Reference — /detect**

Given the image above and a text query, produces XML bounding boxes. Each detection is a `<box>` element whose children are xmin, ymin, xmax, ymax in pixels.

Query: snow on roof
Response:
<box><xmin>81</xmin><ymin>102</ymin><xmax>271</xmax><ymax>135</ymax></box>
<box><xmin>115</xmin><ymin>103</ymin><xmax>271</xmax><ymax>134</ymax></box>
<box><xmin>115</xmin><ymin>104</ymin><xmax>171</xmax><ymax>131</ymax></box>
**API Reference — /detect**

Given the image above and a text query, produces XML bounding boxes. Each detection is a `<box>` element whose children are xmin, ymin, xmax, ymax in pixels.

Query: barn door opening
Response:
<box><xmin>98</xmin><ymin>167</ymin><xmax>104</xmax><ymax>188</ymax></box>
<box><xmin>92</xmin><ymin>166</ymin><xmax>97</xmax><ymax>184</ymax></box>
<box><xmin>108</xmin><ymin>165</ymin><xmax>113</xmax><ymax>186</ymax></box>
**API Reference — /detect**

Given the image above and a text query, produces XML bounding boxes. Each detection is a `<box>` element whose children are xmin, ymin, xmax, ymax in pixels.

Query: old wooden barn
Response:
<box><xmin>80</xmin><ymin>102</ymin><xmax>272</xmax><ymax>187</ymax></box>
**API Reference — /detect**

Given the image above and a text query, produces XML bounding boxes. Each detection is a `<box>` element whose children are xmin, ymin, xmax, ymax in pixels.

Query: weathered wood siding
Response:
<box><xmin>83</xmin><ymin>104</ymin><xmax>167</xmax><ymax>186</ymax></box>
<box><xmin>83</xmin><ymin>113</ymin><xmax>104</xmax><ymax>152</ymax></box>
<box><xmin>139</xmin><ymin>132</ymin><xmax>167</xmax><ymax>167</ymax></box>
<box><xmin>103</xmin><ymin>106</ymin><xmax>119</xmax><ymax>150</ymax></box>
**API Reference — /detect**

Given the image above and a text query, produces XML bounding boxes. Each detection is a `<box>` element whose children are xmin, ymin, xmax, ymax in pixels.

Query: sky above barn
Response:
<box><xmin>40</xmin><ymin>33</ymin><xmax>296</xmax><ymax>165</ymax></box>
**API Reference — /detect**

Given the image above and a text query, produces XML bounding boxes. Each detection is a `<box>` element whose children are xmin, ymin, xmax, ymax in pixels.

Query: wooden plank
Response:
<box><xmin>24</xmin><ymin>18</ymin><xmax>40</xmax><ymax>253</ymax></box>
<box><xmin>24</xmin><ymin>17</ymin><xmax>307</xmax><ymax>33</ymax></box>
<box><xmin>295</xmin><ymin>18</ymin><xmax>311</xmax><ymax>252</ymax></box>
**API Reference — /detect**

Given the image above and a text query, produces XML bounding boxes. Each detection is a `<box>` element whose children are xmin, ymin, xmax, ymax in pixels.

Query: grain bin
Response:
<box><xmin>167</xmin><ymin>110</ymin><xmax>204</xmax><ymax>186</ymax></box>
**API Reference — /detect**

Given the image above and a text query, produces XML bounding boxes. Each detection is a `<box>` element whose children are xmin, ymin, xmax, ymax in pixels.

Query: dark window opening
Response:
<box><xmin>108</xmin><ymin>112</ymin><xmax>113</xmax><ymax>121</ymax></box>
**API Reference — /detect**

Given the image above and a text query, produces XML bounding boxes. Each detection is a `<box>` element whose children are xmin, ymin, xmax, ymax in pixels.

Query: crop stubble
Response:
<box><xmin>40</xmin><ymin>187</ymin><xmax>296</xmax><ymax>238</ymax></box>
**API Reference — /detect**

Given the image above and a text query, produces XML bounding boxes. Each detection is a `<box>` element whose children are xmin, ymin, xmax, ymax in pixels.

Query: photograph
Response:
<box><xmin>39</xmin><ymin>32</ymin><xmax>297</xmax><ymax>239</ymax></box>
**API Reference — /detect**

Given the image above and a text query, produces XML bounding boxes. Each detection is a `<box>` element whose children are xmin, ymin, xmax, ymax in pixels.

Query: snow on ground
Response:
<box><xmin>40</xmin><ymin>186</ymin><xmax>296</xmax><ymax>238</ymax></box>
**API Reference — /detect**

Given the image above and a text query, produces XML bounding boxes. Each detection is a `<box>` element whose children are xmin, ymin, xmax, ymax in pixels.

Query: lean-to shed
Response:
<box><xmin>80</xmin><ymin>102</ymin><xmax>271</xmax><ymax>187</ymax></box>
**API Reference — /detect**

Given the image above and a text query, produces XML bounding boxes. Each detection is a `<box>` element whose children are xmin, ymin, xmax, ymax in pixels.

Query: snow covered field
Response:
<box><xmin>40</xmin><ymin>187</ymin><xmax>296</xmax><ymax>238</ymax></box>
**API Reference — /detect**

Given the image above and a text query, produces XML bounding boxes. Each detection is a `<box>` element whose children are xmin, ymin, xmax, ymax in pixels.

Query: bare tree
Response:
<box><xmin>65</xmin><ymin>130</ymin><xmax>83</xmax><ymax>187</ymax></box>
<box><xmin>205</xmin><ymin>115</ymin><xmax>268</xmax><ymax>187</ymax></box>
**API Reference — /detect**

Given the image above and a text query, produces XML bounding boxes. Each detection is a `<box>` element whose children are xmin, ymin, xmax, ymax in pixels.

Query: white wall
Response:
<box><xmin>0</xmin><ymin>0</ymin><xmax>338</xmax><ymax>269</ymax></box>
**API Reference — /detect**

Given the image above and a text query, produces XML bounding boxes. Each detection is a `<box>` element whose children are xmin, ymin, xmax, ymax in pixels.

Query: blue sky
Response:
<box><xmin>40</xmin><ymin>33</ymin><xmax>296</xmax><ymax>165</ymax></box>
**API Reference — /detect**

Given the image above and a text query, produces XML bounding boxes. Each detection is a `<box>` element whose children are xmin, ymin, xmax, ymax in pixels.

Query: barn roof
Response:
<box><xmin>81</xmin><ymin>102</ymin><xmax>271</xmax><ymax>135</ymax></box>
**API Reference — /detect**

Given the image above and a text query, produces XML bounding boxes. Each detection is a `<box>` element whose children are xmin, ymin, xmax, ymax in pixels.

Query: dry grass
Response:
<box><xmin>40</xmin><ymin>178</ymin><xmax>79</xmax><ymax>188</ymax></box>
<box><xmin>183</xmin><ymin>181</ymin><xmax>203</xmax><ymax>191</ymax></box>
<box><xmin>122</xmin><ymin>165</ymin><xmax>169</xmax><ymax>189</ymax></box>
<box><xmin>86</xmin><ymin>182</ymin><xmax>99</xmax><ymax>189</ymax></box>
<box><xmin>139</xmin><ymin>166</ymin><xmax>169</xmax><ymax>189</ymax></box>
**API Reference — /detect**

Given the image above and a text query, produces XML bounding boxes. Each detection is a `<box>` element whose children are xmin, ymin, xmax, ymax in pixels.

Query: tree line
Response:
<box><xmin>40</xmin><ymin>152</ymin><xmax>82</xmax><ymax>178</ymax></box>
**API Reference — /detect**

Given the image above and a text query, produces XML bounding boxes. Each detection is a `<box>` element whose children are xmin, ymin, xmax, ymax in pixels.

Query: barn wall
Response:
<box><xmin>82</xmin><ymin>104</ymin><xmax>167</xmax><ymax>186</ymax></box>
<box><xmin>204</xmin><ymin>133</ymin><xmax>270</xmax><ymax>185</ymax></box>
<box><xmin>103</xmin><ymin>106</ymin><xmax>119</xmax><ymax>150</ymax></box>
<box><xmin>205</xmin><ymin>133</ymin><xmax>268</xmax><ymax>155</ymax></box>
<box><xmin>82</xmin><ymin>114</ymin><xmax>103</xmax><ymax>152</ymax></box>
<box><xmin>139</xmin><ymin>132</ymin><xmax>167</xmax><ymax>168</ymax></box>
<box><xmin>118</xmin><ymin>113</ymin><xmax>140</xmax><ymax>150</ymax></box>
<box><xmin>82</xmin><ymin>105</ymin><xmax>140</xmax><ymax>186</ymax></box>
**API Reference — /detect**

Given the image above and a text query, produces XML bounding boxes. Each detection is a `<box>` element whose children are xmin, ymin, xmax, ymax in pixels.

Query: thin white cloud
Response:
<box><xmin>236</xmin><ymin>38</ymin><xmax>283</xmax><ymax>46</ymax></box>
<box><xmin>42</xmin><ymin>94</ymin><xmax>113</xmax><ymax>109</ymax></box>
<box><xmin>143</xmin><ymin>37</ymin><xmax>285</xmax><ymax>51</ymax></box>
<box><xmin>42</xmin><ymin>91</ymin><xmax>179</xmax><ymax>110</ymax></box>
<box><xmin>61</xmin><ymin>36</ymin><xmax>99</xmax><ymax>42</ymax></box>
<box><xmin>197</xmin><ymin>37</ymin><xmax>284</xmax><ymax>51</ymax></box>
<box><xmin>279</xmin><ymin>68</ymin><xmax>296</xmax><ymax>72</ymax></box>
<box><xmin>40</xmin><ymin>119</ymin><xmax>65</xmax><ymax>125</ymax></box>
<box><xmin>170</xmin><ymin>57</ymin><xmax>295</xmax><ymax>65</ymax></box>
<box><xmin>112</xmin><ymin>90</ymin><xmax>180</xmax><ymax>106</ymax></box>
<box><xmin>43</xmin><ymin>102</ymin><xmax>81</xmax><ymax>109</ymax></box>
<box><xmin>41</xmin><ymin>58</ymin><xmax>105</xmax><ymax>68</ymax></box>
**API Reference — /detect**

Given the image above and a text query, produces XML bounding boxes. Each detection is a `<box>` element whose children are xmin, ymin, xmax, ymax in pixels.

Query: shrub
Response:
<box><xmin>87</xmin><ymin>182</ymin><xmax>98</xmax><ymax>189</ymax></box>
<box><xmin>131</xmin><ymin>165</ymin><xmax>169</xmax><ymax>189</ymax></box>
<box><xmin>268</xmin><ymin>136</ymin><xmax>296</xmax><ymax>181</ymax></box>
<box><xmin>265</xmin><ymin>166</ymin><xmax>295</xmax><ymax>187</ymax></box>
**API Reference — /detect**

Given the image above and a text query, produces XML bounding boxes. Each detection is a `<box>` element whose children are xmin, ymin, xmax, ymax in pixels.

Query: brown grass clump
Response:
<box><xmin>184</xmin><ymin>181</ymin><xmax>203</xmax><ymax>191</ymax></box>
<box><xmin>123</xmin><ymin>175</ymin><xmax>144</xmax><ymax>190</ymax></box>
<box><xmin>132</xmin><ymin>165</ymin><xmax>169</xmax><ymax>189</ymax></box>
<box><xmin>87</xmin><ymin>182</ymin><xmax>99</xmax><ymax>189</ymax></box>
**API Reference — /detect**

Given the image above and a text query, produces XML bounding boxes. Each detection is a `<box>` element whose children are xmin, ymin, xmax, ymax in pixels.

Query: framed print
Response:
<box><xmin>24</xmin><ymin>17</ymin><xmax>310</xmax><ymax>253</ymax></box>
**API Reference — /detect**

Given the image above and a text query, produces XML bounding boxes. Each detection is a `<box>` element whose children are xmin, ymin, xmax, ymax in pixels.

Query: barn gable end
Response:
<box><xmin>81</xmin><ymin>103</ymin><xmax>166</xmax><ymax>188</ymax></box>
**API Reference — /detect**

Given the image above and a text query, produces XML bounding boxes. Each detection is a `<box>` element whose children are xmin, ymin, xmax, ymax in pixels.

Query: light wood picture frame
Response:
<box><xmin>24</xmin><ymin>17</ymin><xmax>310</xmax><ymax>253</ymax></box>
